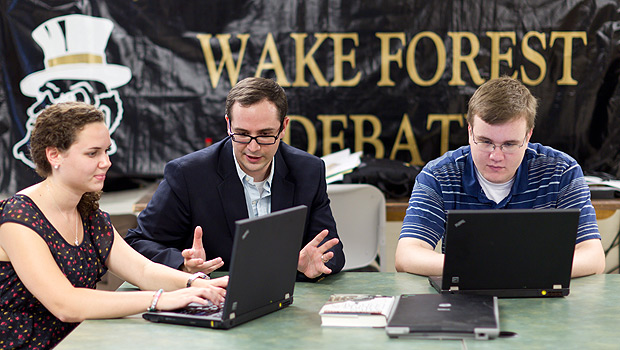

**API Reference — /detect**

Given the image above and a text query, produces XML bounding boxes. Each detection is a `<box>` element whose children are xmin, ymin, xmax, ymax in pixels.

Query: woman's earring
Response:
<box><xmin>54</xmin><ymin>165</ymin><xmax>59</xmax><ymax>169</ymax></box>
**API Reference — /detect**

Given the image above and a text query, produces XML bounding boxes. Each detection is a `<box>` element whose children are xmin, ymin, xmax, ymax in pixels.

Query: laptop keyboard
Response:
<box><xmin>179</xmin><ymin>302</ymin><xmax>224</xmax><ymax>318</ymax></box>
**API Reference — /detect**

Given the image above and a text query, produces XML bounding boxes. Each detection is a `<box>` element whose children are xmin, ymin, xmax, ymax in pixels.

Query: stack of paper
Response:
<box><xmin>321</xmin><ymin>149</ymin><xmax>362</xmax><ymax>184</ymax></box>
<box><xmin>585</xmin><ymin>176</ymin><xmax>620</xmax><ymax>190</ymax></box>
<box><xmin>318</xmin><ymin>294</ymin><xmax>395</xmax><ymax>327</ymax></box>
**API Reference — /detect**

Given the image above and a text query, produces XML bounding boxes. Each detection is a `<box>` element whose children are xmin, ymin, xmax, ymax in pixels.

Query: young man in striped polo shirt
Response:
<box><xmin>395</xmin><ymin>77</ymin><xmax>605</xmax><ymax>278</ymax></box>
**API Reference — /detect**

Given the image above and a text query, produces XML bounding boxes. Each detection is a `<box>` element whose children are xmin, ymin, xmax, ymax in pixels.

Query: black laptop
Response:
<box><xmin>143</xmin><ymin>205</ymin><xmax>307</xmax><ymax>328</ymax></box>
<box><xmin>385</xmin><ymin>293</ymin><xmax>500</xmax><ymax>340</ymax></box>
<box><xmin>429</xmin><ymin>208</ymin><xmax>580</xmax><ymax>298</ymax></box>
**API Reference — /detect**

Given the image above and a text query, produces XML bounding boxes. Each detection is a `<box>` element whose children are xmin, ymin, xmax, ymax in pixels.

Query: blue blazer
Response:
<box><xmin>125</xmin><ymin>138</ymin><xmax>345</xmax><ymax>280</ymax></box>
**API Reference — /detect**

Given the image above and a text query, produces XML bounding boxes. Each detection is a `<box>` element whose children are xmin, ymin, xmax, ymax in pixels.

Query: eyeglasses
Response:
<box><xmin>230</xmin><ymin>133</ymin><xmax>281</xmax><ymax>145</ymax></box>
<box><xmin>471</xmin><ymin>130</ymin><xmax>527</xmax><ymax>154</ymax></box>
<box><xmin>228</xmin><ymin>120</ymin><xmax>282</xmax><ymax>145</ymax></box>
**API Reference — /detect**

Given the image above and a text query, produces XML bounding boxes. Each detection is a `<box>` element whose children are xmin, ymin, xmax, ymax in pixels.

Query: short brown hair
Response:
<box><xmin>467</xmin><ymin>77</ymin><xmax>538</xmax><ymax>131</ymax></box>
<box><xmin>30</xmin><ymin>101</ymin><xmax>105</xmax><ymax>215</ymax></box>
<box><xmin>225</xmin><ymin>77</ymin><xmax>288</xmax><ymax>126</ymax></box>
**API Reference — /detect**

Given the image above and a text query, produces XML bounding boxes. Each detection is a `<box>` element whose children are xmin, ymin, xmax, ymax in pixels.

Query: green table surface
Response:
<box><xmin>57</xmin><ymin>272</ymin><xmax>620</xmax><ymax>350</ymax></box>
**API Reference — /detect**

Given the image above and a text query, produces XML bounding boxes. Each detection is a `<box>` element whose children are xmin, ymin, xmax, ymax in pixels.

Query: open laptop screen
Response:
<box><xmin>143</xmin><ymin>205</ymin><xmax>308</xmax><ymax>328</ymax></box>
<box><xmin>435</xmin><ymin>208</ymin><xmax>579</xmax><ymax>297</ymax></box>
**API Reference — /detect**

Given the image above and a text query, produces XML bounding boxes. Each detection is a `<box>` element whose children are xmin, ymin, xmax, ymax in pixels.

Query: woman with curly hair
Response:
<box><xmin>0</xmin><ymin>101</ymin><xmax>227</xmax><ymax>349</ymax></box>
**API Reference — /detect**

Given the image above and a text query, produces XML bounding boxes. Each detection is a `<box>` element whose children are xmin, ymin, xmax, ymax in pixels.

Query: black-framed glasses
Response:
<box><xmin>227</xmin><ymin>119</ymin><xmax>282</xmax><ymax>145</ymax></box>
<box><xmin>471</xmin><ymin>130</ymin><xmax>527</xmax><ymax>154</ymax></box>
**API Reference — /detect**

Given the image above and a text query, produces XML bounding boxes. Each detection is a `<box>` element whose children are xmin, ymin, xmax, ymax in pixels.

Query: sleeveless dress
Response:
<box><xmin>0</xmin><ymin>194</ymin><xmax>114</xmax><ymax>349</ymax></box>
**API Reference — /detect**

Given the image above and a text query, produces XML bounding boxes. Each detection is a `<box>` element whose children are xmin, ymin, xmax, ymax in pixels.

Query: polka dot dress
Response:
<box><xmin>0</xmin><ymin>195</ymin><xmax>114</xmax><ymax>349</ymax></box>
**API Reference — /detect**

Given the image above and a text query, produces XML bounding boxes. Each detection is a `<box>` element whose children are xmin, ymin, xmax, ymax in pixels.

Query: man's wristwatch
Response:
<box><xmin>186</xmin><ymin>272</ymin><xmax>209</xmax><ymax>287</ymax></box>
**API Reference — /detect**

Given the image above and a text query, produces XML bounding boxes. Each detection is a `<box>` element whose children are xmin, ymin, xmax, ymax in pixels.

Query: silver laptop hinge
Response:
<box><xmin>285</xmin><ymin>292</ymin><xmax>290</xmax><ymax>299</ymax></box>
<box><xmin>553</xmin><ymin>284</ymin><xmax>562</xmax><ymax>289</ymax></box>
<box><xmin>229</xmin><ymin>312</ymin><xmax>236</xmax><ymax>320</ymax></box>
<box><xmin>449</xmin><ymin>286</ymin><xmax>459</xmax><ymax>291</ymax></box>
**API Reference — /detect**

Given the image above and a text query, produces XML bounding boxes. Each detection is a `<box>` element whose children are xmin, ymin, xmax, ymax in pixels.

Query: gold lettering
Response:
<box><xmin>520</xmin><ymin>31</ymin><xmax>547</xmax><ymax>86</ymax></box>
<box><xmin>375</xmin><ymin>32</ymin><xmax>406</xmax><ymax>87</ymax></box>
<box><xmin>282</xmin><ymin>115</ymin><xmax>317</xmax><ymax>155</ymax></box>
<box><xmin>256</xmin><ymin>33</ymin><xmax>290</xmax><ymax>86</ymax></box>
<box><xmin>196</xmin><ymin>33</ymin><xmax>250</xmax><ymax>88</ymax></box>
<box><xmin>350</xmin><ymin>115</ymin><xmax>384</xmax><ymax>158</ymax></box>
<box><xmin>406</xmin><ymin>31</ymin><xmax>446</xmax><ymax>86</ymax></box>
<box><xmin>329</xmin><ymin>33</ymin><xmax>361</xmax><ymax>86</ymax></box>
<box><xmin>318</xmin><ymin>115</ymin><xmax>348</xmax><ymax>155</ymax></box>
<box><xmin>448</xmin><ymin>32</ymin><xmax>484</xmax><ymax>86</ymax></box>
<box><xmin>549</xmin><ymin>31</ymin><xmax>587</xmax><ymax>85</ymax></box>
<box><xmin>426</xmin><ymin>114</ymin><xmax>465</xmax><ymax>156</ymax></box>
<box><xmin>291</xmin><ymin>33</ymin><xmax>329</xmax><ymax>87</ymax></box>
<box><xmin>389</xmin><ymin>113</ymin><xmax>423</xmax><ymax>165</ymax></box>
<box><xmin>486</xmin><ymin>32</ymin><xmax>517</xmax><ymax>79</ymax></box>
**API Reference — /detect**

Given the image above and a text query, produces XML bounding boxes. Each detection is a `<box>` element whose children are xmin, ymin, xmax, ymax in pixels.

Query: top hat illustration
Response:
<box><xmin>20</xmin><ymin>14</ymin><xmax>132</xmax><ymax>97</ymax></box>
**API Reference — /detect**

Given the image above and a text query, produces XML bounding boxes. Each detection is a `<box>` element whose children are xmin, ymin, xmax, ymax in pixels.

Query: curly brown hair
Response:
<box><xmin>30</xmin><ymin>101</ymin><xmax>106</xmax><ymax>216</ymax></box>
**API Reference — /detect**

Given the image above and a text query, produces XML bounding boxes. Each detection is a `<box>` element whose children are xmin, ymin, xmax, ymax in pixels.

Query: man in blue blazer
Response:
<box><xmin>125</xmin><ymin>77</ymin><xmax>345</xmax><ymax>281</ymax></box>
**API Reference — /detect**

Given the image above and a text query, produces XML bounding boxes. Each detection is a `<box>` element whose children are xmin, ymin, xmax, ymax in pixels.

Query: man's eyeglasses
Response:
<box><xmin>228</xmin><ymin>120</ymin><xmax>282</xmax><ymax>145</ymax></box>
<box><xmin>230</xmin><ymin>133</ymin><xmax>281</xmax><ymax>145</ymax></box>
<box><xmin>471</xmin><ymin>130</ymin><xmax>527</xmax><ymax>154</ymax></box>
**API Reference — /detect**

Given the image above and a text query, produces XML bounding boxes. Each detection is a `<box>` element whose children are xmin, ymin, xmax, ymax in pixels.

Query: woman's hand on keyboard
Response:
<box><xmin>155</xmin><ymin>278</ymin><xmax>227</xmax><ymax>311</ymax></box>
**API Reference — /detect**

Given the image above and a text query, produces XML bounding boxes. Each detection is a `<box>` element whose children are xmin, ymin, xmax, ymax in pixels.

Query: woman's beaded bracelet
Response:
<box><xmin>147</xmin><ymin>289</ymin><xmax>164</xmax><ymax>312</ymax></box>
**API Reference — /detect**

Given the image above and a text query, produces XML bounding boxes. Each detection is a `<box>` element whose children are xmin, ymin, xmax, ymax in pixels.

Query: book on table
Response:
<box><xmin>318</xmin><ymin>294</ymin><xmax>395</xmax><ymax>327</ymax></box>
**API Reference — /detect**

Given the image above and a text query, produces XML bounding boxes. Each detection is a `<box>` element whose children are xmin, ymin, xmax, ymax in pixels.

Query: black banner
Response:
<box><xmin>1</xmin><ymin>0</ymin><xmax>620</xmax><ymax>193</ymax></box>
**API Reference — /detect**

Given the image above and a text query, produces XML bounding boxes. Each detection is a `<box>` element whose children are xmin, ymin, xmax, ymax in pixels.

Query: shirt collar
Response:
<box><xmin>464</xmin><ymin>144</ymin><xmax>531</xmax><ymax>198</ymax></box>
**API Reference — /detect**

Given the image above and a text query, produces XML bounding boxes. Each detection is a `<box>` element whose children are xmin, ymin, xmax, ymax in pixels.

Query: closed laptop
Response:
<box><xmin>386</xmin><ymin>293</ymin><xmax>500</xmax><ymax>340</ymax></box>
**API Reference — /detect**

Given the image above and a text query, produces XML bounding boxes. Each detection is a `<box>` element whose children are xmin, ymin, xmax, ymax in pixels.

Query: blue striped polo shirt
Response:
<box><xmin>399</xmin><ymin>143</ymin><xmax>601</xmax><ymax>251</ymax></box>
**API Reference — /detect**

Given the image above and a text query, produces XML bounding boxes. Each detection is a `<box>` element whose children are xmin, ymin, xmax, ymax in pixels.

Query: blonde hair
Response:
<box><xmin>467</xmin><ymin>77</ymin><xmax>538</xmax><ymax>131</ymax></box>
